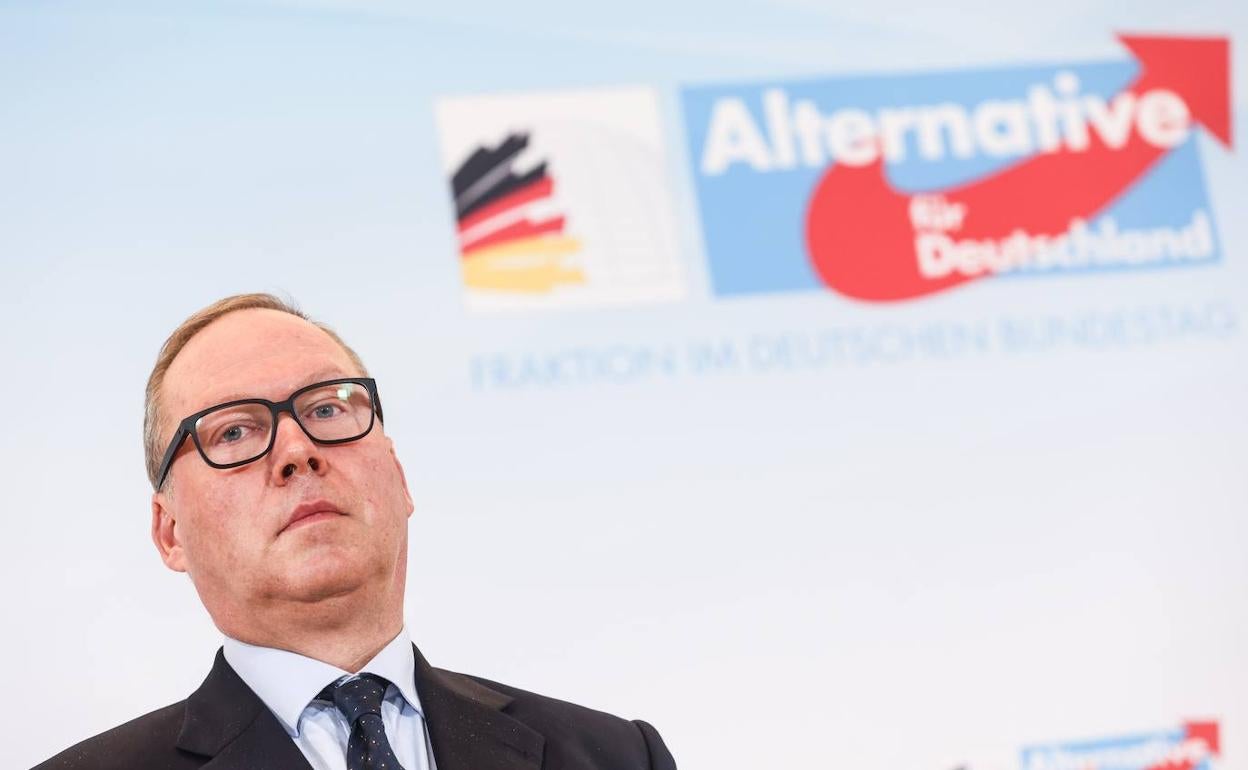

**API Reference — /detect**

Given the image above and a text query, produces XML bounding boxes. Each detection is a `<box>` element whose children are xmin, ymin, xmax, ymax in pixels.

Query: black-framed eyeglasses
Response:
<box><xmin>154</xmin><ymin>377</ymin><xmax>384</xmax><ymax>491</ymax></box>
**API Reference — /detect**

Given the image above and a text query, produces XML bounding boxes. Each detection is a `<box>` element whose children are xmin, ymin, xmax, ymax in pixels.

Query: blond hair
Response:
<box><xmin>143</xmin><ymin>293</ymin><xmax>368</xmax><ymax>489</ymax></box>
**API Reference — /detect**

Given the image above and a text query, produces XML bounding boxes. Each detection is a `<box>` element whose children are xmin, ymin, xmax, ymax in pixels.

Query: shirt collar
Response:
<box><xmin>222</xmin><ymin>627</ymin><xmax>422</xmax><ymax>737</ymax></box>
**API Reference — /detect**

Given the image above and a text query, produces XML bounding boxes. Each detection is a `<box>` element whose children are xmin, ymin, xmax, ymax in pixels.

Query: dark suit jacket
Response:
<box><xmin>33</xmin><ymin>646</ymin><xmax>676</xmax><ymax>770</ymax></box>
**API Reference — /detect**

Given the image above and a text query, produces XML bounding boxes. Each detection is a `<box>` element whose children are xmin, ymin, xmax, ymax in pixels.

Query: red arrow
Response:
<box><xmin>805</xmin><ymin>35</ymin><xmax>1230</xmax><ymax>302</ymax></box>
<box><xmin>1142</xmin><ymin>719</ymin><xmax>1219</xmax><ymax>770</ymax></box>
<box><xmin>1183</xmin><ymin>721</ymin><xmax>1220</xmax><ymax>756</ymax></box>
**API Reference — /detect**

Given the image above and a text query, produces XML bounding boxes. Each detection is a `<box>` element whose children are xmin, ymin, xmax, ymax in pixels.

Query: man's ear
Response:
<box><xmin>151</xmin><ymin>493</ymin><xmax>188</xmax><ymax>573</ymax></box>
<box><xmin>388</xmin><ymin>437</ymin><xmax>415</xmax><ymax>518</ymax></box>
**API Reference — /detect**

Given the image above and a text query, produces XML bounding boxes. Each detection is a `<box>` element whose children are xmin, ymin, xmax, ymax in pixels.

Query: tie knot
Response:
<box><xmin>320</xmin><ymin>673</ymin><xmax>392</xmax><ymax>725</ymax></box>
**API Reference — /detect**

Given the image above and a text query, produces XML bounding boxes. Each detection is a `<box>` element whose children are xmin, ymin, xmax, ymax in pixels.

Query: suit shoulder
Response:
<box><xmin>32</xmin><ymin>700</ymin><xmax>199</xmax><ymax>770</ymax></box>
<box><xmin>434</xmin><ymin>668</ymin><xmax>675</xmax><ymax>769</ymax></box>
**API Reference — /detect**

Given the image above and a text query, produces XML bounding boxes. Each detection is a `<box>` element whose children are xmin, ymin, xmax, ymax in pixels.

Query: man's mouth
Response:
<box><xmin>281</xmin><ymin>499</ymin><xmax>345</xmax><ymax>533</ymax></box>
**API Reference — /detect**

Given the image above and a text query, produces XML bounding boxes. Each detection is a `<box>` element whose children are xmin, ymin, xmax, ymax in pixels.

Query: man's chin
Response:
<box><xmin>277</xmin><ymin>575</ymin><xmax>364</xmax><ymax>605</ymax></box>
<box><xmin>273</xmin><ymin>552</ymin><xmax>369</xmax><ymax>604</ymax></box>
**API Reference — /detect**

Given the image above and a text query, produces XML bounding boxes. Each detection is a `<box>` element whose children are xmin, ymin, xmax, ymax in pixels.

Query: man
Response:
<box><xmin>35</xmin><ymin>293</ymin><xmax>676</xmax><ymax>770</ymax></box>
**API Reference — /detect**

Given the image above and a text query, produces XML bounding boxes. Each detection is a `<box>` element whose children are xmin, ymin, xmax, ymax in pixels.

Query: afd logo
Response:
<box><xmin>1022</xmin><ymin>720</ymin><xmax>1219</xmax><ymax>770</ymax></box>
<box><xmin>435</xmin><ymin>87</ymin><xmax>685</xmax><ymax>313</ymax></box>
<box><xmin>682</xmin><ymin>35</ymin><xmax>1231</xmax><ymax>302</ymax></box>
<box><xmin>448</xmin><ymin>131</ymin><xmax>585</xmax><ymax>294</ymax></box>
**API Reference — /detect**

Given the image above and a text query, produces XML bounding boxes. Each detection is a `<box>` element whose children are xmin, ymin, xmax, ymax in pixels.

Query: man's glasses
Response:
<box><xmin>154</xmin><ymin>378</ymin><xmax>384</xmax><ymax>490</ymax></box>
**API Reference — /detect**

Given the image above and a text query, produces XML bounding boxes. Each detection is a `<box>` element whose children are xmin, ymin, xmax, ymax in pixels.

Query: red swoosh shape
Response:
<box><xmin>462</xmin><ymin>215</ymin><xmax>566</xmax><ymax>254</ymax></box>
<box><xmin>1183</xmin><ymin>721</ymin><xmax>1220</xmax><ymax>757</ymax></box>
<box><xmin>457</xmin><ymin>176</ymin><xmax>555</xmax><ymax>234</ymax></box>
<box><xmin>805</xmin><ymin>35</ymin><xmax>1230</xmax><ymax>302</ymax></box>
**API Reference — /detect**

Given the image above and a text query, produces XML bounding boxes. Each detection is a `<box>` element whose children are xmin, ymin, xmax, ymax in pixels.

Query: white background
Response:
<box><xmin>3</xmin><ymin>2</ymin><xmax>1246</xmax><ymax>769</ymax></box>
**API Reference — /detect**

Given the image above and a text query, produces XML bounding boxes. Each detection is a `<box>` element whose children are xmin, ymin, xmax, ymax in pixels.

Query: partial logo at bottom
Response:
<box><xmin>1022</xmin><ymin>720</ymin><xmax>1219</xmax><ymax>770</ymax></box>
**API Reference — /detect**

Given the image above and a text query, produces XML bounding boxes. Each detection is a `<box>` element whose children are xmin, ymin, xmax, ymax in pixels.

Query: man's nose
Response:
<box><xmin>269</xmin><ymin>413</ymin><xmax>329</xmax><ymax>485</ymax></box>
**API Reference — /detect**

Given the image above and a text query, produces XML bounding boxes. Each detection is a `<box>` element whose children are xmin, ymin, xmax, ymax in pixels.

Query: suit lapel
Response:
<box><xmin>413</xmin><ymin>644</ymin><xmax>544</xmax><ymax>770</ymax></box>
<box><xmin>177</xmin><ymin>648</ymin><xmax>315</xmax><ymax>770</ymax></box>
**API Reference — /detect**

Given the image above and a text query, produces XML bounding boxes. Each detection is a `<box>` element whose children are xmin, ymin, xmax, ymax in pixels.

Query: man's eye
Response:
<box><xmin>219</xmin><ymin>425</ymin><xmax>248</xmax><ymax>443</ymax></box>
<box><xmin>310</xmin><ymin>403</ymin><xmax>342</xmax><ymax>420</ymax></box>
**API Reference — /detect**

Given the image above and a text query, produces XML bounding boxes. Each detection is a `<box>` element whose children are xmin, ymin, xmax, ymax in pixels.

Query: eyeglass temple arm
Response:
<box><xmin>154</xmin><ymin>423</ymin><xmax>192</xmax><ymax>491</ymax></box>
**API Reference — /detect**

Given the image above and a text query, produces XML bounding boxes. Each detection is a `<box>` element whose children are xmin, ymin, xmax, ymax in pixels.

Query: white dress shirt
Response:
<box><xmin>223</xmin><ymin>628</ymin><xmax>436</xmax><ymax>770</ymax></box>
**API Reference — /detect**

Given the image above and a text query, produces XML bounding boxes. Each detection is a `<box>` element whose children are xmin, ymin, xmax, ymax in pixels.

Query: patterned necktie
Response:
<box><xmin>319</xmin><ymin>674</ymin><xmax>409</xmax><ymax>770</ymax></box>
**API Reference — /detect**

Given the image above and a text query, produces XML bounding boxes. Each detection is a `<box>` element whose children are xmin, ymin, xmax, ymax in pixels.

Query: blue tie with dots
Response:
<box><xmin>320</xmin><ymin>674</ymin><xmax>409</xmax><ymax>770</ymax></box>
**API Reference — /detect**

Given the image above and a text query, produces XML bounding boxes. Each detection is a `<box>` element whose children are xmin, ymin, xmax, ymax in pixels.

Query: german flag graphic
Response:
<box><xmin>451</xmin><ymin>132</ymin><xmax>583</xmax><ymax>293</ymax></box>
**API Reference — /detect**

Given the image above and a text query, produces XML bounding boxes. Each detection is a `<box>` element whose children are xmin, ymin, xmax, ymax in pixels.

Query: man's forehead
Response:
<box><xmin>163</xmin><ymin>309</ymin><xmax>358</xmax><ymax>412</ymax></box>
